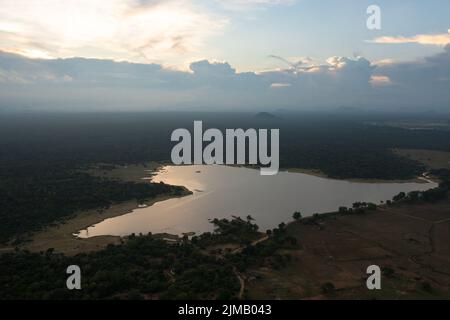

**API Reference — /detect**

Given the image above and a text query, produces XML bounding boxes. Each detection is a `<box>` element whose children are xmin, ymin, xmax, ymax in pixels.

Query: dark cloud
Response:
<box><xmin>373</xmin><ymin>45</ymin><xmax>450</xmax><ymax>109</ymax></box>
<box><xmin>190</xmin><ymin>60</ymin><xmax>235</xmax><ymax>76</ymax></box>
<box><xmin>0</xmin><ymin>49</ymin><xmax>449</xmax><ymax>111</ymax></box>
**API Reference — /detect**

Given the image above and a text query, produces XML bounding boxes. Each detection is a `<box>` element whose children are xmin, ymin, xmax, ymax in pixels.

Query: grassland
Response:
<box><xmin>393</xmin><ymin>149</ymin><xmax>450</xmax><ymax>170</ymax></box>
<box><xmin>245</xmin><ymin>198</ymin><xmax>450</xmax><ymax>299</ymax></box>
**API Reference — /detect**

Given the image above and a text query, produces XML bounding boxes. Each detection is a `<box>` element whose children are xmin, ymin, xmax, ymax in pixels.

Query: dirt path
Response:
<box><xmin>233</xmin><ymin>266</ymin><xmax>245</xmax><ymax>300</ymax></box>
<box><xmin>207</xmin><ymin>234</ymin><xmax>270</xmax><ymax>299</ymax></box>
<box><xmin>231</xmin><ymin>235</ymin><xmax>269</xmax><ymax>254</ymax></box>
<box><xmin>233</xmin><ymin>236</ymin><xmax>268</xmax><ymax>299</ymax></box>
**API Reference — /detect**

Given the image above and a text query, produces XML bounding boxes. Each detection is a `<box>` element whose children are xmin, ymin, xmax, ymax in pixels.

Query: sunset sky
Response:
<box><xmin>0</xmin><ymin>0</ymin><xmax>449</xmax><ymax>111</ymax></box>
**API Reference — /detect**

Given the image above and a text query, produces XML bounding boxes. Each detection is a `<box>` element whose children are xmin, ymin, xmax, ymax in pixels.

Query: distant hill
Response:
<box><xmin>254</xmin><ymin>112</ymin><xmax>279</xmax><ymax>120</ymax></box>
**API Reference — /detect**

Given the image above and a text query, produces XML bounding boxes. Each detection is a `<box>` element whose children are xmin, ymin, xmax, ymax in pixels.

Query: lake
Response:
<box><xmin>77</xmin><ymin>165</ymin><xmax>437</xmax><ymax>238</ymax></box>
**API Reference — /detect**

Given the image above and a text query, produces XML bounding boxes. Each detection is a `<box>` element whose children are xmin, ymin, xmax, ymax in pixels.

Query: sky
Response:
<box><xmin>0</xmin><ymin>0</ymin><xmax>449</xmax><ymax>112</ymax></box>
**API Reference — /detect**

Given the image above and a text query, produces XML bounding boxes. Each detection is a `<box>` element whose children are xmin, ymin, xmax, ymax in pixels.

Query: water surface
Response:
<box><xmin>77</xmin><ymin>165</ymin><xmax>436</xmax><ymax>237</ymax></box>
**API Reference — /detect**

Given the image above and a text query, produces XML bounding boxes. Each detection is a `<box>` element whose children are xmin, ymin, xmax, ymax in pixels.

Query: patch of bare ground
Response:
<box><xmin>245</xmin><ymin>197</ymin><xmax>450</xmax><ymax>299</ymax></box>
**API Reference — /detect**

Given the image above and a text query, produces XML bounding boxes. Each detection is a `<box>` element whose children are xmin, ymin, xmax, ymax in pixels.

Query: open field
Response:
<box><xmin>393</xmin><ymin>149</ymin><xmax>450</xmax><ymax>170</ymax></box>
<box><xmin>245</xmin><ymin>198</ymin><xmax>450</xmax><ymax>299</ymax></box>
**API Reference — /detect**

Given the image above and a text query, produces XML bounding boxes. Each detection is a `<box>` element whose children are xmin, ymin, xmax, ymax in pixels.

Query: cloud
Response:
<box><xmin>0</xmin><ymin>0</ymin><xmax>297</xmax><ymax>68</ymax></box>
<box><xmin>0</xmin><ymin>0</ymin><xmax>226</xmax><ymax>67</ymax></box>
<box><xmin>371</xmin><ymin>29</ymin><xmax>450</xmax><ymax>46</ymax></box>
<box><xmin>369</xmin><ymin>45</ymin><xmax>450</xmax><ymax>108</ymax></box>
<box><xmin>190</xmin><ymin>60</ymin><xmax>236</xmax><ymax>76</ymax></box>
<box><xmin>268</xmin><ymin>55</ymin><xmax>315</xmax><ymax>73</ymax></box>
<box><xmin>270</xmin><ymin>83</ymin><xmax>291</xmax><ymax>88</ymax></box>
<box><xmin>0</xmin><ymin>48</ymin><xmax>449</xmax><ymax>112</ymax></box>
<box><xmin>370</xmin><ymin>75</ymin><xmax>391</xmax><ymax>86</ymax></box>
<box><xmin>215</xmin><ymin>0</ymin><xmax>296</xmax><ymax>11</ymax></box>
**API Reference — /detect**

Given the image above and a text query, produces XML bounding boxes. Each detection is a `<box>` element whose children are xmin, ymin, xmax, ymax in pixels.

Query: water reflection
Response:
<box><xmin>77</xmin><ymin>165</ymin><xmax>437</xmax><ymax>237</ymax></box>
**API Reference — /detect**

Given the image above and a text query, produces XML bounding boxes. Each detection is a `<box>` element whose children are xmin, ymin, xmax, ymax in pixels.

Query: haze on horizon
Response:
<box><xmin>0</xmin><ymin>0</ymin><xmax>449</xmax><ymax>112</ymax></box>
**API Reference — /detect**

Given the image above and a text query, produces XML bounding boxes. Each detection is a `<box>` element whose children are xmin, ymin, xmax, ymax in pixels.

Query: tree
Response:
<box><xmin>393</xmin><ymin>192</ymin><xmax>406</xmax><ymax>202</ymax></box>
<box><xmin>292</xmin><ymin>211</ymin><xmax>302</xmax><ymax>220</ymax></box>
<box><xmin>352</xmin><ymin>202</ymin><xmax>362</xmax><ymax>209</ymax></box>
<box><xmin>338</xmin><ymin>206</ymin><xmax>348</xmax><ymax>214</ymax></box>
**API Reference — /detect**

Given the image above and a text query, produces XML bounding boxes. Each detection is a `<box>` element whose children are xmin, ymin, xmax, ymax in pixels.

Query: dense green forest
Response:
<box><xmin>1</xmin><ymin>111</ymin><xmax>450</xmax><ymax>243</ymax></box>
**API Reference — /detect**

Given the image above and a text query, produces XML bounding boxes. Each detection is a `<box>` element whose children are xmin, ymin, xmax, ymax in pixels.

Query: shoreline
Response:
<box><xmin>22</xmin><ymin>189</ymin><xmax>191</xmax><ymax>256</ymax></box>
<box><xmin>75</xmin><ymin>188</ymin><xmax>191</xmax><ymax>239</ymax></box>
<box><xmin>230</xmin><ymin>164</ymin><xmax>433</xmax><ymax>184</ymax></box>
<box><xmin>282</xmin><ymin>167</ymin><xmax>435</xmax><ymax>184</ymax></box>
